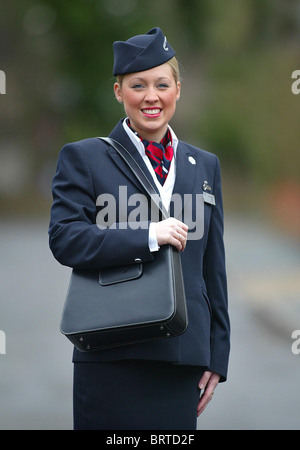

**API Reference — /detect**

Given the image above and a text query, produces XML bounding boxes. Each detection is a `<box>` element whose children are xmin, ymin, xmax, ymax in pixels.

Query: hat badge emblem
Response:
<box><xmin>163</xmin><ymin>36</ymin><xmax>169</xmax><ymax>51</ymax></box>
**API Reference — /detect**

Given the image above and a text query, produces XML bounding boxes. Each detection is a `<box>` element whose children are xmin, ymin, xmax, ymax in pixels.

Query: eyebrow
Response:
<box><xmin>129</xmin><ymin>76</ymin><xmax>171</xmax><ymax>83</ymax></box>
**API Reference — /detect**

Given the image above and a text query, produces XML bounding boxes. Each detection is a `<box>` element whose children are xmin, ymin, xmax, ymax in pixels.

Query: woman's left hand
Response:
<box><xmin>197</xmin><ymin>371</ymin><xmax>221</xmax><ymax>416</ymax></box>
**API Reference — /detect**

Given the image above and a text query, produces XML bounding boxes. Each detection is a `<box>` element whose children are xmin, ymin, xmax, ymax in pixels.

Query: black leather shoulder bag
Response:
<box><xmin>60</xmin><ymin>137</ymin><xmax>188</xmax><ymax>352</ymax></box>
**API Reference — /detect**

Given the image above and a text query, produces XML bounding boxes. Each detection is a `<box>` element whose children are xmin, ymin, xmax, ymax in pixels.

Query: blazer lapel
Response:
<box><xmin>170</xmin><ymin>141</ymin><xmax>197</xmax><ymax>218</ymax></box>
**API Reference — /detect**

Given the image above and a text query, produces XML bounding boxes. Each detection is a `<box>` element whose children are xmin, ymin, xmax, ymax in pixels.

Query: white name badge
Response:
<box><xmin>203</xmin><ymin>192</ymin><xmax>216</xmax><ymax>205</ymax></box>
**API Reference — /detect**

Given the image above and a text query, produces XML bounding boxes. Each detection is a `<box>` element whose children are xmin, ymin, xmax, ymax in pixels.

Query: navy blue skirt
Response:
<box><xmin>73</xmin><ymin>360</ymin><xmax>203</xmax><ymax>430</ymax></box>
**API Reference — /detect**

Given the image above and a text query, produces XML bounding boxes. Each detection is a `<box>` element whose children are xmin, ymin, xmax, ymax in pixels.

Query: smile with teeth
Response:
<box><xmin>142</xmin><ymin>108</ymin><xmax>162</xmax><ymax>117</ymax></box>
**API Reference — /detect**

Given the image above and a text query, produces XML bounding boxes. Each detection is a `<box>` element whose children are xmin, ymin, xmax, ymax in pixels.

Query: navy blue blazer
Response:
<box><xmin>49</xmin><ymin>119</ymin><xmax>230</xmax><ymax>381</ymax></box>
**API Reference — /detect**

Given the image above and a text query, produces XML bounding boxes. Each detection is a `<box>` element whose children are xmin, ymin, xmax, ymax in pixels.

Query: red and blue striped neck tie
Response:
<box><xmin>127</xmin><ymin>120</ymin><xmax>174</xmax><ymax>185</ymax></box>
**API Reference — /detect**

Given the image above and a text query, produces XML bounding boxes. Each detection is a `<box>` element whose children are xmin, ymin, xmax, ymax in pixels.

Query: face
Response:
<box><xmin>114</xmin><ymin>63</ymin><xmax>181</xmax><ymax>142</ymax></box>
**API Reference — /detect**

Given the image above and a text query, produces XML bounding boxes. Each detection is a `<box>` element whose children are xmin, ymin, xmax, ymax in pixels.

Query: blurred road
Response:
<box><xmin>0</xmin><ymin>216</ymin><xmax>299</xmax><ymax>430</ymax></box>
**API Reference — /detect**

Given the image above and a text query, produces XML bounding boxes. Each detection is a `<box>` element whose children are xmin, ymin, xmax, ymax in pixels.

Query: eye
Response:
<box><xmin>157</xmin><ymin>83</ymin><xmax>169</xmax><ymax>89</ymax></box>
<box><xmin>131</xmin><ymin>84</ymin><xmax>144</xmax><ymax>89</ymax></box>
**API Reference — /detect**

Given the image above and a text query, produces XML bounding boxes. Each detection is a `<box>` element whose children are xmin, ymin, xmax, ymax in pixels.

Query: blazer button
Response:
<box><xmin>135</xmin><ymin>258</ymin><xmax>142</xmax><ymax>263</ymax></box>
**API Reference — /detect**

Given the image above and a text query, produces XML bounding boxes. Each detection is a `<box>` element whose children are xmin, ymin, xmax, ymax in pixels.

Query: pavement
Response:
<box><xmin>0</xmin><ymin>214</ymin><xmax>299</xmax><ymax>429</ymax></box>
<box><xmin>224</xmin><ymin>214</ymin><xmax>300</xmax><ymax>341</ymax></box>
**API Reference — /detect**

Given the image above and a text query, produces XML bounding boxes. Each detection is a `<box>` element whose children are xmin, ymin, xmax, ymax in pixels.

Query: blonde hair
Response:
<box><xmin>166</xmin><ymin>56</ymin><xmax>181</xmax><ymax>84</ymax></box>
<box><xmin>116</xmin><ymin>56</ymin><xmax>181</xmax><ymax>87</ymax></box>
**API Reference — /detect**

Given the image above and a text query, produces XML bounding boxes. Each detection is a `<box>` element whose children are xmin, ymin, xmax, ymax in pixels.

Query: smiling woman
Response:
<box><xmin>49</xmin><ymin>26</ymin><xmax>230</xmax><ymax>430</ymax></box>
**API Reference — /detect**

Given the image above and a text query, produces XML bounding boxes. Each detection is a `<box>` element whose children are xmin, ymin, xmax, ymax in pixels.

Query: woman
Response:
<box><xmin>49</xmin><ymin>27</ymin><xmax>230</xmax><ymax>430</ymax></box>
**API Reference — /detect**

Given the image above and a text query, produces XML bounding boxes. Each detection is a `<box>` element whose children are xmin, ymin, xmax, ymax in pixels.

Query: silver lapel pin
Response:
<box><xmin>203</xmin><ymin>180</ymin><xmax>212</xmax><ymax>191</ymax></box>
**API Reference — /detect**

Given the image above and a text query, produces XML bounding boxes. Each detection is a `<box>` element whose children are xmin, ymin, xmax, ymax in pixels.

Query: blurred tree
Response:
<box><xmin>0</xmin><ymin>0</ymin><xmax>299</xmax><ymax>232</ymax></box>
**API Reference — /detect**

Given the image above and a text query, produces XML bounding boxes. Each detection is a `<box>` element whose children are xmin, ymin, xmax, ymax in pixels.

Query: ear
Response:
<box><xmin>114</xmin><ymin>82</ymin><xmax>123</xmax><ymax>103</ymax></box>
<box><xmin>176</xmin><ymin>82</ymin><xmax>181</xmax><ymax>101</ymax></box>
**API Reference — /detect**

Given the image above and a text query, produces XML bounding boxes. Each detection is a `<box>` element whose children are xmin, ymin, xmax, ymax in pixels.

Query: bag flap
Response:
<box><xmin>99</xmin><ymin>263</ymin><xmax>143</xmax><ymax>286</ymax></box>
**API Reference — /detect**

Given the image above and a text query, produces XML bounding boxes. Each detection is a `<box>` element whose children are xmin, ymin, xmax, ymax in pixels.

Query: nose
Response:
<box><xmin>144</xmin><ymin>87</ymin><xmax>159</xmax><ymax>103</ymax></box>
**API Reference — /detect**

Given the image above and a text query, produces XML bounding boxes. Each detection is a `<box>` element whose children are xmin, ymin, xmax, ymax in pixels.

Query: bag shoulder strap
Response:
<box><xmin>98</xmin><ymin>137</ymin><xmax>169</xmax><ymax>220</ymax></box>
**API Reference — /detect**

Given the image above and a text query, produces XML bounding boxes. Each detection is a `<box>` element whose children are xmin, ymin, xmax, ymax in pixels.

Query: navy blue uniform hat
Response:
<box><xmin>113</xmin><ymin>27</ymin><xmax>176</xmax><ymax>76</ymax></box>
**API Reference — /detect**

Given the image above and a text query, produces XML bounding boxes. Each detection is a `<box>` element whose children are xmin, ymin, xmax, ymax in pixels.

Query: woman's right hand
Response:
<box><xmin>156</xmin><ymin>218</ymin><xmax>188</xmax><ymax>252</ymax></box>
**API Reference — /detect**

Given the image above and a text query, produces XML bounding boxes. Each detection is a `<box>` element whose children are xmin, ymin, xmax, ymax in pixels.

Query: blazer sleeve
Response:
<box><xmin>203</xmin><ymin>156</ymin><xmax>230</xmax><ymax>382</ymax></box>
<box><xmin>48</xmin><ymin>142</ymin><xmax>154</xmax><ymax>270</ymax></box>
